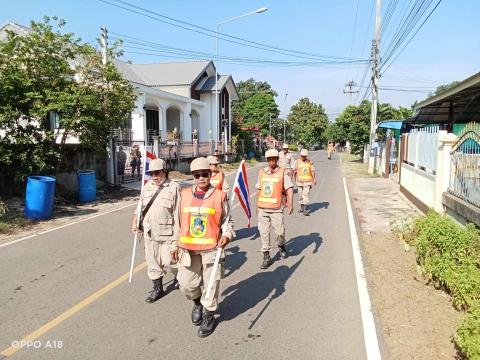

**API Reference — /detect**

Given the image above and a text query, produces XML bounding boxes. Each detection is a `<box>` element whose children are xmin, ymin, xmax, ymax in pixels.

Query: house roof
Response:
<box><xmin>0</xmin><ymin>20</ymin><xmax>30</xmax><ymax>40</ymax></box>
<box><xmin>196</xmin><ymin>75</ymin><xmax>230</xmax><ymax>92</ymax></box>
<box><xmin>411</xmin><ymin>71</ymin><xmax>480</xmax><ymax>124</ymax></box>
<box><xmin>113</xmin><ymin>59</ymin><xmax>212</xmax><ymax>87</ymax></box>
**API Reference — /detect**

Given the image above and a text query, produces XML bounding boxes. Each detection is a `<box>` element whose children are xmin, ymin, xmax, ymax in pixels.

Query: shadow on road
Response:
<box><xmin>286</xmin><ymin>232</ymin><xmax>323</xmax><ymax>256</ymax></box>
<box><xmin>224</xmin><ymin>245</ymin><xmax>248</xmax><ymax>278</ymax></box>
<box><xmin>234</xmin><ymin>226</ymin><xmax>259</xmax><ymax>242</ymax></box>
<box><xmin>307</xmin><ymin>201</ymin><xmax>329</xmax><ymax>214</ymax></box>
<box><xmin>220</xmin><ymin>257</ymin><xmax>305</xmax><ymax>326</ymax></box>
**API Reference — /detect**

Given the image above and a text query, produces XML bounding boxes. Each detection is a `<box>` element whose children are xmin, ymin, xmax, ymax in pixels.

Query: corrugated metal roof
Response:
<box><xmin>130</xmin><ymin>60</ymin><xmax>211</xmax><ymax>86</ymax></box>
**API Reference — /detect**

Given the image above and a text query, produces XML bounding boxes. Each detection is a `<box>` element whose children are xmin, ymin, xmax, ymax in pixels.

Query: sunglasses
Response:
<box><xmin>150</xmin><ymin>170</ymin><xmax>163</xmax><ymax>175</ymax></box>
<box><xmin>193</xmin><ymin>172</ymin><xmax>210</xmax><ymax>179</ymax></box>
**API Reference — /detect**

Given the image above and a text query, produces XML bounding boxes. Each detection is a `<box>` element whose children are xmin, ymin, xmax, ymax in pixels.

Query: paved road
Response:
<box><xmin>0</xmin><ymin>151</ymin><xmax>369</xmax><ymax>360</ymax></box>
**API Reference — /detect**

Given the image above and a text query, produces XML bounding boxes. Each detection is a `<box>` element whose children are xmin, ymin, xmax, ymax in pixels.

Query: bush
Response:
<box><xmin>289</xmin><ymin>144</ymin><xmax>299</xmax><ymax>152</ymax></box>
<box><xmin>412</xmin><ymin>211</ymin><xmax>480</xmax><ymax>358</ymax></box>
<box><xmin>413</xmin><ymin>211</ymin><xmax>480</xmax><ymax>310</ymax></box>
<box><xmin>457</xmin><ymin>301</ymin><xmax>480</xmax><ymax>360</ymax></box>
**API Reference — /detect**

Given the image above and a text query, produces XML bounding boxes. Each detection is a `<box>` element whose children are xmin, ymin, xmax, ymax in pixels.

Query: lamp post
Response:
<box><xmin>216</xmin><ymin>7</ymin><xmax>268</xmax><ymax>160</ymax></box>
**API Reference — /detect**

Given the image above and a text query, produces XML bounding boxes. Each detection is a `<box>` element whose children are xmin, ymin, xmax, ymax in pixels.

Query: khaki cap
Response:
<box><xmin>147</xmin><ymin>159</ymin><xmax>166</xmax><ymax>173</ymax></box>
<box><xmin>282</xmin><ymin>143</ymin><xmax>289</xmax><ymax>149</ymax></box>
<box><xmin>300</xmin><ymin>149</ymin><xmax>309</xmax><ymax>156</ymax></box>
<box><xmin>265</xmin><ymin>149</ymin><xmax>279</xmax><ymax>158</ymax></box>
<box><xmin>207</xmin><ymin>155</ymin><xmax>220</xmax><ymax>165</ymax></box>
<box><xmin>190</xmin><ymin>157</ymin><xmax>210</xmax><ymax>172</ymax></box>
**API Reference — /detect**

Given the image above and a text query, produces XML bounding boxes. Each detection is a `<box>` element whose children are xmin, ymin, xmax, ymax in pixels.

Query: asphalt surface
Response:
<box><xmin>0</xmin><ymin>151</ymin><xmax>368</xmax><ymax>360</ymax></box>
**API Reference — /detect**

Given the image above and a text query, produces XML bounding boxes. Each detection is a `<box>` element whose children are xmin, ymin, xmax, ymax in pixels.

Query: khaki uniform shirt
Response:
<box><xmin>255</xmin><ymin>166</ymin><xmax>294</xmax><ymax>213</ymax></box>
<box><xmin>212</xmin><ymin>171</ymin><xmax>230</xmax><ymax>193</ymax></box>
<box><xmin>294</xmin><ymin>159</ymin><xmax>316</xmax><ymax>186</ymax></box>
<box><xmin>139</xmin><ymin>179</ymin><xmax>181</xmax><ymax>251</ymax></box>
<box><xmin>279</xmin><ymin>151</ymin><xmax>295</xmax><ymax>169</ymax></box>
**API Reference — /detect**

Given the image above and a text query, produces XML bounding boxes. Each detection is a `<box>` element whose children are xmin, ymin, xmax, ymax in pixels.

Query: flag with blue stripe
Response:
<box><xmin>231</xmin><ymin>160</ymin><xmax>251</xmax><ymax>227</ymax></box>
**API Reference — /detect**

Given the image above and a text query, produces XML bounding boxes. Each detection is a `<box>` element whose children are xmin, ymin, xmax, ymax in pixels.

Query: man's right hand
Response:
<box><xmin>131</xmin><ymin>222</ymin><xmax>139</xmax><ymax>234</ymax></box>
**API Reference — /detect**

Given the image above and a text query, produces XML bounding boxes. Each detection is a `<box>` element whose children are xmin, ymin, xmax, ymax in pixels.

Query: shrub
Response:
<box><xmin>456</xmin><ymin>301</ymin><xmax>480</xmax><ymax>360</ymax></box>
<box><xmin>413</xmin><ymin>210</ymin><xmax>480</xmax><ymax>310</ymax></box>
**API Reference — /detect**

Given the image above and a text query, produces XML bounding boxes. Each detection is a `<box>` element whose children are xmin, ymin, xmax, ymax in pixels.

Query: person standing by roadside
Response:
<box><xmin>172</xmin><ymin>157</ymin><xmax>234</xmax><ymax>338</ymax></box>
<box><xmin>256</xmin><ymin>149</ymin><xmax>294</xmax><ymax>269</ymax></box>
<box><xmin>116</xmin><ymin>146</ymin><xmax>127</xmax><ymax>183</ymax></box>
<box><xmin>207</xmin><ymin>155</ymin><xmax>230</xmax><ymax>193</ymax></box>
<box><xmin>295</xmin><ymin>149</ymin><xmax>316</xmax><ymax>216</ymax></box>
<box><xmin>130</xmin><ymin>145</ymin><xmax>142</xmax><ymax>178</ymax></box>
<box><xmin>131</xmin><ymin>158</ymin><xmax>181</xmax><ymax>303</ymax></box>
<box><xmin>279</xmin><ymin>143</ymin><xmax>295</xmax><ymax>177</ymax></box>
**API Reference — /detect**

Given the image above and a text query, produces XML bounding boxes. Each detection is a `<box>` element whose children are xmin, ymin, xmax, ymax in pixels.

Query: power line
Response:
<box><xmin>99</xmin><ymin>0</ymin><xmax>368</xmax><ymax>63</ymax></box>
<box><xmin>381</xmin><ymin>0</ymin><xmax>443</xmax><ymax>74</ymax></box>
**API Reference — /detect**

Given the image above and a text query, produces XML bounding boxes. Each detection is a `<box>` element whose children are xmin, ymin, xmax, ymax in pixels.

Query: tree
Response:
<box><xmin>0</xmin><ymin>17</ymin><xmax>135</xmax><ymax>182</ymax></box>
<box><xmin>231</xmin><ymin>78</ymin><xmax>279</xmax><ymax>135</ymax></box>
<box><xmin>325</xmin><ymin>100</ymin><xmax>413</xmax><ymax>155</ymax></box>
<box><xmin>287</xmin><ymin>98</ymin><xmax>329</xmax><ymax>147</ymax></box>
<box><xmin>433</xmin><ymin>81</ymin><xmax>460</xmax><ymax>96</ymax></box>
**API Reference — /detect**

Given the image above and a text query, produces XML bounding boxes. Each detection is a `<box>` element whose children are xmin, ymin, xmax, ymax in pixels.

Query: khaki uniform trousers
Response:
<box><xmin>177</xmin><ymin>249</ymin><xmax>224</xmax><ymax>312</ymax></box>
<box><xmin>258</xmin><ymin>208</ymin><xmax>285</xmax><ymax>252</ymax></box>
<box><xmin>144</xmin><ymin>234</ymin><xmax>177</xmax><ymax>280</ymax></box>
<box><xmin>298</xmin><ymin>185</ymin><xmax>311</xmax><ymax>205</ymax></box>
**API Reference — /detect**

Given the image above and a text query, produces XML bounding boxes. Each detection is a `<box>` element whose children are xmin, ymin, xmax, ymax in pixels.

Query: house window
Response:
<box><xmin>48</xmin><ymin>111</ymin><xmax>60</xmax><ymax>130</ymax></box>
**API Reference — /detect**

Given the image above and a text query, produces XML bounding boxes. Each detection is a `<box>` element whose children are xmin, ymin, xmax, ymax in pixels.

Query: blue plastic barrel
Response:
<box><xmin>25</xmin><ymin>176</ymin><xmax>56</xmax><ymax>220</ymax></box>
<box><xmin>77</xmin><ymin>170</ymin><xmax>96</xmax><ymax>202</ymax></box>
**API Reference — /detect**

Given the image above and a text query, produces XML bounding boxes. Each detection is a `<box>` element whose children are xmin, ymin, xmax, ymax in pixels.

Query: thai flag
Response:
<box><xmin>231</xmin><ymin>160</ymin><xmax>252</xmax><ymax>227</ymax></box>
<box><xmin>144</xmin><ymin>150</ymin><xmax>157</xmax><ymax>185</ymax></box>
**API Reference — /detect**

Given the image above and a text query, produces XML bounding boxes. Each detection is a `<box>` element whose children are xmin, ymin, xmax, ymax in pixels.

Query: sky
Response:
<box><xmin>2</xmin><ymin>0</ymin><xmax>480</xmax><ymax>120</ymax></box>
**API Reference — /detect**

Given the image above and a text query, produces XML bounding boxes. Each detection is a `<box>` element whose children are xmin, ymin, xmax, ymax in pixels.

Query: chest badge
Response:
<box><xmin>190</xmin><ymin>214</ymin><xmax>207</xmax><ymax>238</ymax></box>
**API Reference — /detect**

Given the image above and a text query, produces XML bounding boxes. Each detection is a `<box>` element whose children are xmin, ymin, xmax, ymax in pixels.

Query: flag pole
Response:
<box><xmin>206</xmin><ymin>160</ymin><xmax>243</xmax><ymax>299</ymax></box>
<box><xmin>128</xmin><ymin>146</ymin><xmax>147</xmax><ymax>283</ymax></box>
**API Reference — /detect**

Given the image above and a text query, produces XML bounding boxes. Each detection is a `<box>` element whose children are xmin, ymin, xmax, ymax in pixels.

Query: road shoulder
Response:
<box><xmin>341</xmin><ymin>153</ymin><xmax>458</xmax><ymax>360</ymax></box>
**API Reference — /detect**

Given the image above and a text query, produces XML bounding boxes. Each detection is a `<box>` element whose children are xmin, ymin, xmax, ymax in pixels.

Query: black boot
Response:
<box><xmin>298</xmin><ymin>204</ymin><xmax>304</xmax><ymax>213</ymax></box>
<box><xmin>197</xmin><ymin>310</ymin><xmax>216</xmax><ymax>338</ymax></box>
<box><xmin>172</xmin><ymin>276</ymin><xmax>179</xmax><ymax>290</ymax></box>
<box><xmin>279</xmin><ymin>245</ymin><xmax>289</xmax><ymax>259</ymax></box>
<box><xmin>304</xmin><ymin>205</ymin><xmax>310</xmax><ymax>216</ymax></box>
<box><xmin>191</xmin><ymin>298</ymin><xmax>203</xmax><ymax>326</ymax></box>
<box><xmin>260</xmin><ymin>251</ymin><xmax>273</xmax><ymax>269</ymax></box>
<box><xmin>145</xmin><ymin>278</ymin><xmax>164</xmax><ymax>303</ymax></box>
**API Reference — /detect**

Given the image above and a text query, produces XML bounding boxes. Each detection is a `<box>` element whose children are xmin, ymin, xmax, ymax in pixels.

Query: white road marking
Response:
<box><xmin>343</xmin><ymin>177</ymin><xmax>382</xmax><ymax>360</ymax></box>
<box><xmin>0</xmin><ymin>203</ymin><xmax>136</xmax><ymax>249</ymax></box>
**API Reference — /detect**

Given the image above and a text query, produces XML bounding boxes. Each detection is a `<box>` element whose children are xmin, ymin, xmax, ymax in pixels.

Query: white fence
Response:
<box><xmin>404</xmin><ymin>126</ymin><xmax>439</xmax><ymax>173</ymax></box>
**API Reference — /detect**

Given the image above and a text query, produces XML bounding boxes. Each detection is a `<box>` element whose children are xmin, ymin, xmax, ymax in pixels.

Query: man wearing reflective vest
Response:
<box><xmin>256</xmin><ymin>148</ymin><xmax>294</xmax><ymax>269</ymax></box>
<box><xmin>295</xmin><ymin>149</ymin><xmax>316</xmax><ymax>216</ymax></box>
<box><xmin>207</xmin><ymin>155</ymin><xmax>230</xmax><ymax>193</ymax></box>
<box><xmin>171</xmin><ymin>157</ymin><xmax>234</xmax><ymax>338</ymax></box>
<box><xmin>279</xmin><ymin>143</ymin><xmax>295</xmax><ymax>177</ymax></box>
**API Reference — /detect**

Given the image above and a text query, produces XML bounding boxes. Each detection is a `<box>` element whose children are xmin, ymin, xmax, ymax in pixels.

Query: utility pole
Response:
<box><xmin>284</xmin><ymin>93</ymin><xmax>288</xmax><ymax>143</ymax></box>
<box><xmin>343</xmin><ymin>80</ymin><xmax>359</xmax><ymax>105</ymax></box>
<box><xmin>368</xmin><ymin>0</ymin><xmax>381</xmax><ymax>174</ymax></box>
<box><xmin>269</xmin><ymin>113</ymin><xmax>272</xmax><ymax>136</ymax></box>
<box><xmin>100</xmin><ymin>26</ymin><xmax>108</xmax><ymax>65</ymax></box>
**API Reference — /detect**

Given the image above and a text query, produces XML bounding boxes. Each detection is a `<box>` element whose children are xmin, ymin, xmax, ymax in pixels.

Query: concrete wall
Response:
<box><xmin>400</xmin><ymin>163</ymin><xmax>436</xmax><ymax>209</ymax></box>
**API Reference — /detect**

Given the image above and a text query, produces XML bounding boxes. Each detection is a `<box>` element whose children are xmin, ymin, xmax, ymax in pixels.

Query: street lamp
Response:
<box><xmin>216</xmin><ymin>7</ymin><xmax>268</xmax><ymax>160</ymax></box>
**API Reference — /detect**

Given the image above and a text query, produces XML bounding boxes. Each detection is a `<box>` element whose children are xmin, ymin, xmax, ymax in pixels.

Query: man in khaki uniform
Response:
<box><xmin>207</xmin><ymin>155</ymin><xmax>230</xmax><ymax>193</ymax></box>
<box><xmin>256</xmin><ymin>149</ymin><xmax>294</xmax><ymax>269</ymax></box>
<box><xmin>279</xmin><ymin>143</ymin><xmax>295</xmax><ymax>176</ymax></box>
<box><xmin>131</xmin><ymin>158</ymin><xmax>181</xmax><ymax>303</ymax></box>
<box><xmin>295</xmin><ymin>149</ymin><xmax>316</xmax><ymax>216</ymax></box>
<box><xmin>172</xmin><ymin>157</ymin><xmax>234</xmax><ymax>338</ymax></box>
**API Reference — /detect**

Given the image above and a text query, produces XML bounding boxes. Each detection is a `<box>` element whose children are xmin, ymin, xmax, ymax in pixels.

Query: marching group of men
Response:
<box><xmin>131</xmin><ymin>144</ymin><xmax>316</xmax><ymax>338</ymax></box>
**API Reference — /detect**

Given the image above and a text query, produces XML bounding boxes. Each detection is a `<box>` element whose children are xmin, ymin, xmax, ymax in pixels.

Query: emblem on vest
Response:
<box><xmin>262</xmin><ymin>182</ymin><xmax>273</xmax><ymax>197</ymax></box>
<box><xmin>190</xmin><ymin>214</ymin><xmax>207</xmax><ymax>238</ymax></box>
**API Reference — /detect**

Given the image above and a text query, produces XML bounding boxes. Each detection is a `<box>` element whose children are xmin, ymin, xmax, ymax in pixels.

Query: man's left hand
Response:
<box><xmin>218</xmin><ymin>236</ymin><xmax>230</xmax><ymax>249</ymax></box>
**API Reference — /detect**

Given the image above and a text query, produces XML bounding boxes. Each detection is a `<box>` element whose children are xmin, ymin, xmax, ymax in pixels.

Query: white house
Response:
<box><xmin>113</xmin><ymin>59</ymin><xmax>239</xmax><ymax>145</ymax></box>
<box><xmin>0</xmin><ymin>21</ymin><xmax>239</xmax><ymax>147</ymax></box>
